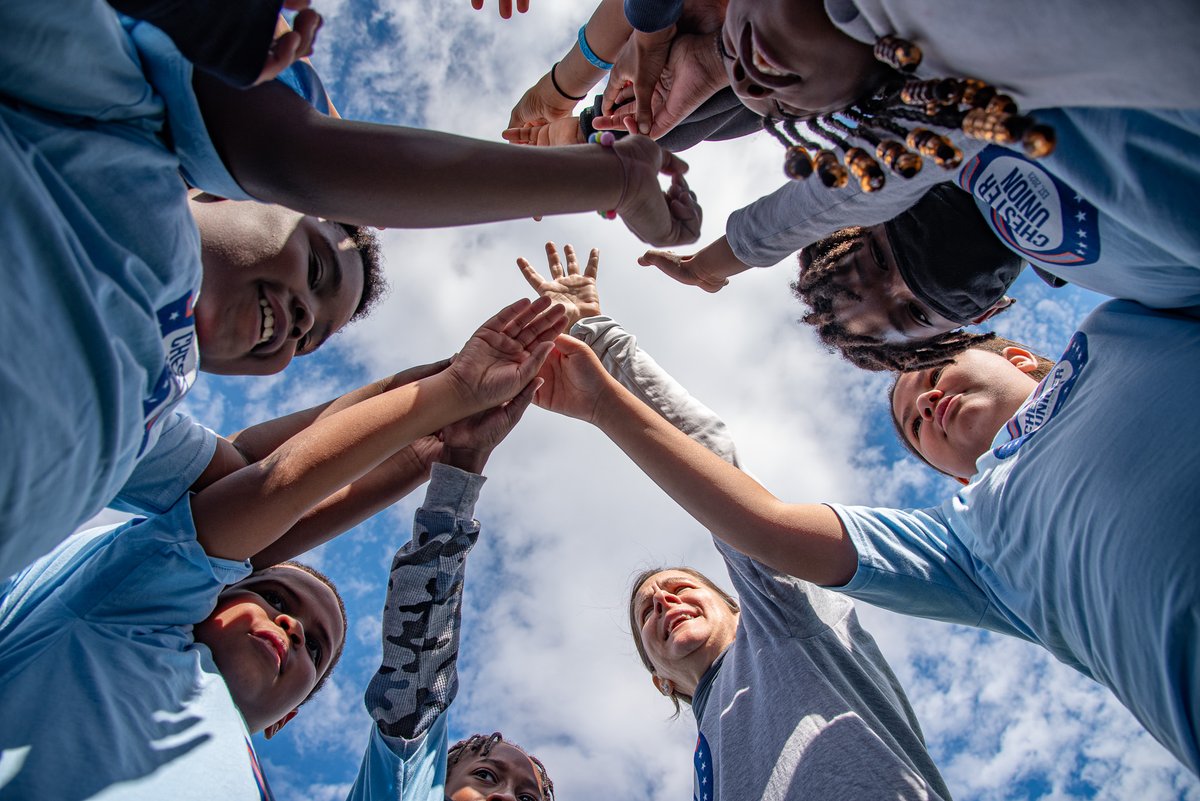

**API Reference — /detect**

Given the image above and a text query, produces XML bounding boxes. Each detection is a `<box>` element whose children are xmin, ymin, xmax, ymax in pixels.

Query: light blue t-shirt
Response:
<box><xmin>0</xmin><ymin>500</ymin><xmax>266</xmax><ymax>800</ymax></box>
<box><xmin>0</xmin><ymin>0</ymin><xmax>248</xmax><ymax>579</ymax></box>
<box><xmin>832</xmin><ymin>301</ymin><xmax>1200</xmax><ymax>774</ymax></box>
<box><xmin>347</xmin><ymin>713</ymin><xmax>448</xmax><ymax>801</ymax></box>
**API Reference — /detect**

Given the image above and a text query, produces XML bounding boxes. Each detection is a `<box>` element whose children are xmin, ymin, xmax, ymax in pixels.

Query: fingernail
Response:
<box><xmin>639</xmin><ymin>123</ymin><xmax>650</xmax><ymax>135</ymax></box>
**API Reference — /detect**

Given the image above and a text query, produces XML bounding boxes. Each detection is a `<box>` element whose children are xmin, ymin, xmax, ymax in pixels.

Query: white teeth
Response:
<box><xmin>752</xmin><ymin>45</ymin><xmax>787</xmax><ymax>77</ymax></box>
<box><xmin>258</xmin><ymin>293</ymin><xmax>275</xmax><ymax>345</ymax></box>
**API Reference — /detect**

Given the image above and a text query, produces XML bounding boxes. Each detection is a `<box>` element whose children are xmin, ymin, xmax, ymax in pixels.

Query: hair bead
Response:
<box><xmin>906</xmin><ymin>128</ymin><xmax>962</xmax><ymax>168</ymax></box>
<box><xmin>900</xmin><ymin>78</ymin><xmax>963</xmax><ymax>107</ymax></box>
<box><xmin>814</xmin><ymin>150</ymin><xmax>849</xmax><ymax>188</ymax></box>
<box><xmin>845</xmin><ymin>147</ymin><xmax>887</xmax><ymax>192</ymax></box>
<box><xmin>874</xmin><ymin>35</ymin><xmax>922</xmax><ymax>72</ymax></box>
<box><xmin>876</xmin><ymin>139</ymin><xmax>924</xmax><ymax>178</ymax></box>
<box><xmin>784</xmin><ymin>145</ymin><xmax>815</xmax><ymax>180</ymax></box>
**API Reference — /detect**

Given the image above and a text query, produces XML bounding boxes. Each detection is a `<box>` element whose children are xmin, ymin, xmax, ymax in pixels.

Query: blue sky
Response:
<box><xmin>174</xmin><ymin>3</ymin><xmax>1199</xmax><ymax>799</ymax></box>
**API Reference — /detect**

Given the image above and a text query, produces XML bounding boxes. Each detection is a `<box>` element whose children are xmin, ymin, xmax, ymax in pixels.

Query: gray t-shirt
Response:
<box><xmin>573</xmin><ymin>316</ymin><xmax>950</xmax><ymax>801</ymax></box>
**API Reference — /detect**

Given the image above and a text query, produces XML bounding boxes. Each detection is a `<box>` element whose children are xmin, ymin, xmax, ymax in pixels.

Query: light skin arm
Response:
<box><xmin>193</xmin><ymin>76</ymin><xmax>701</xmax><ymax>247</ymax></box>
<box><xmin>191</xmin><ymin>297</ymin><xmax>566</xmax><ymax>561</ymax></box>
<box><xmin>534</xmin><ymin>335</ymin><xmax>858</xmax><ymax>586</ymax></box>
<box><xmin>638</xmin><ymin>234</ymin><xmax>750</xmax><ymax>292</ymax></box>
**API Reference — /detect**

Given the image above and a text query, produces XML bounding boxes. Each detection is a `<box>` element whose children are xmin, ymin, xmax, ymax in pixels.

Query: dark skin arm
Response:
<box><xmin>192</xmin><ymin>75</ymin><xmax>701</xmax><ymax>246</ymax></box>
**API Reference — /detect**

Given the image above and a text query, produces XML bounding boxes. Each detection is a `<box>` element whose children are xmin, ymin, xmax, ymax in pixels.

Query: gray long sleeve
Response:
<box><xmin>363</xmin><ymin>463</ymin><xmax>485</xmax><ymax>741</ymax></box>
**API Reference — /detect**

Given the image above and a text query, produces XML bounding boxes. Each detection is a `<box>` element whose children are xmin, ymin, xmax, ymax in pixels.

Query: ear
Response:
<box><xmin>651</xmin><ymin>675</ymin><xmax>674</xmax><ymax>697</ymax></box>
<box><xmin>264</xmin><ymin>708</ymin><xmax>298</xmax><ymax>740</ymax></box>
<box><xmin>970</xmin><ymin>295</ymin><xmax>1016</xmax><ymax>324</ymax></box>
<box><xmin>999</xmin><ymin>345</ymin><xmax>1039</xmax><ymax>374</ymax></box>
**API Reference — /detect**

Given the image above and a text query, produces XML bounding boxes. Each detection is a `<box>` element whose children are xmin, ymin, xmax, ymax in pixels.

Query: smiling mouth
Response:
<box><xmin>254</xmin><ymin>629</ymin><xmax>288</xmax><ymax>674</ymax></box>
<box><xmin>665</xmin><ymin>613</ymin><xmax>695</xmax><ymax>640</ymax></box>
<box><xmin>257</xmin><ymin>287</ymin><xmax>276</xmax><ymax>346</ymax></box>
<box><xmin>739</xmin><ymin>24</ymin><xmax>799</xmax><ymax>89</ymax></box>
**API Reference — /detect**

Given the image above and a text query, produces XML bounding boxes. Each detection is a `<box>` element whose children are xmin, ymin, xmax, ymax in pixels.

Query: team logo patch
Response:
<box><xmin>139</xmin><ymin>290</ymin><xmax>199</xmax><ymax>454</ymax></box>
<box><xmin>694</xmin><ymin>731</ymin><xmax>714</xmax><ymax>801</ymax></box>
<box><xmin>959</xmin><ymin>147</ymin><xmax>1100</xmax><ymax>267</ymax></box>
<box><xmin>994</xmin><ymin>332</ymin><xmax>1088</xmax><ymax>459</ymax></box>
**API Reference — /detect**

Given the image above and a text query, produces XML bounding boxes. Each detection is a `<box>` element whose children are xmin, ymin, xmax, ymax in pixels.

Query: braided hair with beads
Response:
<box><xmin>763</xmin><ymin>35</ymin><xmax>1056</xmax><ymax>193</ymax></box>
<box><xmin>447</xmin><ymin>732</ymin><xmax>556</xmax><ymax>800</ymax></box>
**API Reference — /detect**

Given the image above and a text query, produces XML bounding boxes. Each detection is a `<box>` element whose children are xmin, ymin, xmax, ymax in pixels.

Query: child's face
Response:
<box><xmin>446</xmin><ymin>742</ymin><xmax>546</xmax><ymax>801</ymax></box>
<box><xmin>892</xmin><ymin>348</ymin><xmax>1040</xmax><ymax>478</ymax></box>
<box><xmin>194</xmin><ymin>565</ymin><xmax>346</xmax><ymax>734</ymax></box>
<box><xmin>189</xmin><ymin>197</ymin><xmax>366</xmax><ymax>376</ymax></box>
<box><xmin>720</xmin><ymin>0</ymin><xmax>883</xmax><ymax>118</ymax></box>
<box><xmin>632</xmin><ymin>570</ymin><xmax>739</xmax><ymax>694</ymax></box>
<box><xmin>805</xmin><ymin>225</ymin><xmax>966</xmax><ymax>343</ymax></box>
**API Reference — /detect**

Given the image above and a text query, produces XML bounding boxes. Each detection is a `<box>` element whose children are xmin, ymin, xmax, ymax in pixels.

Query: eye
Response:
<box><xmin>308</xmin><ymin>249</ymin><xmax>323</xmax><ymax>290</ymax></box>
<box><xmin>472</xmin><ymin>768</ymin><xmax>497</xmax><ymax>783</ymax></box>
<box><xmin>306</xmin><ymin>638</ymin><xmax>322</xmax><ymax>666</ymax></box>
<box><xmin>909</xmin><ymin>302</ymin><xmax>931</xmax><ymax>327</ymax></box>
<box><xmin>930</xmin><ymin>366</ymin><xmax>945</xmax><ymax>387</ymax></box>
<box><xmin>519</xmin><ymin>793</ymin><xmax>539</xmax><ymax>801</ymax></box>
<box><xmin>869</xmin><ymin>239</ymin><xmax>887</xmax><ymax>270</ymax></box>
<box><xmin>717</xmin><ymin>31</ymin><xmax>735</xmax><ymax>61</ymax></box>
<box><xmin>296</xmin><ymin>333</ymin><xmax>311</xmax><ymax>356</ymax></box>
<box><xmin>262</xmin><ymin>589</ymin><xmax>285</xmax><ymax>612</ymax></box>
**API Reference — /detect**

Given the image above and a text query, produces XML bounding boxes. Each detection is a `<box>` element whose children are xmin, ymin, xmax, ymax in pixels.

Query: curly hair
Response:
<box><xmin>334</xmin><ymin>222</ymin><xmax>387</xmax><ymax>321</ymax></box>
<box><xmin>791</xmin><ymin>228</ymin><xmax>998</xmax><ymax>372</ymax></box>
<box><xmin>447</xmin><ymin>732</ymin><xmax>555</xmax><ymax>801</ymax></box>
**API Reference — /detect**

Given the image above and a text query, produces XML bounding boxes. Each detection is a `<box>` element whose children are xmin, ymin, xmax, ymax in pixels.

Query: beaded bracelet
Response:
<box><xmin>578</xmin><ymin>25</ymin><xmax>614</xmax><ymax>70</ymax></box>
<box><xmin>550</xmin><ymin>62</ymin><xmax>587</xmax><ymax>102</ymax></box>
<box><xmin>589</xmin><ymin>131</ymin><xmax>620</xmax><ymax>219</ymax></box>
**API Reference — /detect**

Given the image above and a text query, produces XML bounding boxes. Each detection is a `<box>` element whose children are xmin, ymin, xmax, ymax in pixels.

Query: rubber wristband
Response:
<box><xmin>550</xmin><ymin>62</ymin><xmax>587</xmax><ymax>101</ymax></box>
<box><xmin>578</xmin><ymin>25</ymin><xmax>614</xmax><ymax>70</ymax></box>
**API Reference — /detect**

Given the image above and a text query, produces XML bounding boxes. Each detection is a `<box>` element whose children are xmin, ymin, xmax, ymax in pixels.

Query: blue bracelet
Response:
<box><xmin>578</xmin><ymin>25</ymin><xmax>614</xmax><ymax>70</ymax></box>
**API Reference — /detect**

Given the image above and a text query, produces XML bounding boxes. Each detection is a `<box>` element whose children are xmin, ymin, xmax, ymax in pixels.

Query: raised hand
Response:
<box><xmin>516</xmin><ymin>242</ymin><xmax>601</xmax><ymax>328</ymax></box>
<box><xmin>612</xmin><ymin>136</ymin><xmax>703</xmax><ymax>247</ymax></box>
<box><xmin>594</xmin><ymin>31</ymin><xmax>729</xmax><ymax>140</ymax></box>
<box><xmin>438</xmin><ymin>377</ymin><xmax>539</xmax><ymax>474</ymax></box>
<box><xmin>501</xmin><ymin>116</ymin><xmax>585</xmax><ymax>147</ymax></box>
<box><xmin>533</xmin><ymin>335</ymin><xmax>615</xmax><ymax>424</ymax></box>
<box><xmin>445</xmin><ymin>296</ymin><xmax>567</xmax><ymax>412</ymax></box>
<box><xmin>470</xmin><ymin>0</ymin><xmax>529</xmax><ymax>19</ymax></box>
<box><xmin>506</xmin><ymin>73</ymin><xmax>581</xmax><ymax>131</ymax></box>
<box><xmin>256</xmin><ymin>3</ymin><xmax>322</xmax><ymax>85</ymax></box>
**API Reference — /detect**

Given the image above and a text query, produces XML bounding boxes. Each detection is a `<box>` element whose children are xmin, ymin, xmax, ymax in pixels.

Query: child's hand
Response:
<box><xmin>471</xmin><ymin>0</ymin><xmax>529</xmax><ymax>19</ymax></box>
<box><xmin>256</xmin><ymin>3</ymin><xmax>323</xmax><ymax>85</ymax></box>
<box><xmin>638</xmin><ymin>249</ymin><xmax>728</xmax><ymax>292</ymax></box>
<box><xmin>533</xmin><ymin>335</ymin><xmax>614</xmax><ymax>424</ymax></box>
<box><xmin>437</xmin><ymin>377</ymin><xmax>540</xmax><ymax>475</ymax></box>
<box><xmin>611</xmin><ymin>137</ymin><xmax>703</xmax><ymax>247</ymax></box>
<box><xmin>502</xmin><ymin>116</ymin><xmax>586</xmax><ymax>147</ymax></box>
<box><xmin>516</xmin><ymin>242</ymin><xmax>601</xmax><ymax>328</ymax></box>
<box><xmin>506</xmin><ymin>74</ymin><xmax>580</xmax><ymax>131</ymax></box>
<box><xmin>445</xmin><ymin>297</ymin><xmax>567</xmax><ymax>413</ymax></box>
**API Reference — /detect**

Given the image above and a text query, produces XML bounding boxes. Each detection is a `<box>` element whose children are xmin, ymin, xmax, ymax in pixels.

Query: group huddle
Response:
<box><xmin>0</xmin><ymin>0</ymin><xmax>1197</xmax><ymax>799</ymax></box>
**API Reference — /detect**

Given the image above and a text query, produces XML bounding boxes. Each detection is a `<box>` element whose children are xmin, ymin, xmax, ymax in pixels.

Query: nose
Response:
<box><xmin>486</xmin><ymin>793</ymin><xmax>517</xmax><ymax>801</ymax></box>
<box><xmin>916</xmin><ymin>388</ymin><xmax>943</xmax><ymax>421</ymax></box>
<box><xmin>277</xmin><ymin>614</ymin><xmax>306</xmax><ymax>652</ymax></box>
<box><xmin>288</xmin><ymin>294</ymin><xmax>314</xmax><ymax>342</ymax></box>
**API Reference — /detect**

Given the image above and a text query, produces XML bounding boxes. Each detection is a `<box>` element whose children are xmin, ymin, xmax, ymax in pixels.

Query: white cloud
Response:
<box><xmin>183</xmin><ymin>4</ymin><xmax>1200</xmax><ymax>800</ymax></box>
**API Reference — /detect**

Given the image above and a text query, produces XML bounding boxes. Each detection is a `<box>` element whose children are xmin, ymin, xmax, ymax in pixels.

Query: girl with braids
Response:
<box><xmin>446</xmin><ymin>733</ymin><xmax>554</xmax><ymax>801</ymax></box>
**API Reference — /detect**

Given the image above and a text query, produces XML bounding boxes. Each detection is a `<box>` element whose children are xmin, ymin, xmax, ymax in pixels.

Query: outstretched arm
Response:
<box><xmin>535</xmin><ymin>335</ymin><xmax>857</xmax><ymax>585</ymax></box>
<box><xmin>638</xmin><ymin>234</ymin><xmax>750</xmax><ymax>292</ymax></box>
<box><xmin>191</xmin><ymin>298</ymin><xmax>565</xmax><ymax>561</ymax></box>
<box><xmin>365</xmin><ymin>378</ymin><xmax>538</xmax><ymax>742</ymax></box>
<box><xmin>193</xmin><ymin>76</ymin><xmax>702</xmax><ymax>247</ymax></box>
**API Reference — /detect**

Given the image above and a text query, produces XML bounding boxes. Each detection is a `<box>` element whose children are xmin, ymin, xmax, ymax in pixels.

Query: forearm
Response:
<box><xmin>365</xmin><ymin>464</ymin><xmax>484</xmax><ymax>741</ymax></box>
<box><xmin>195</xmin><ymin>77</ymin><xmax>624</xmax><ymax>227</ymax></box>
<box><xmin>192</xmin><ymin>373</ymin><xmax>475</xmax><ymax>560</ymax></box>
<box><xmin>553</xmin><ymin>0</ymin><xmax>632</xmax><ymax>99</ymax></box>
<box><xmin>692</xmin><ymin>234</ymin><xmax>752</xmax><ymax>282</ymax></box>
<box><xmin>591</xmin><ymin>376</ymin><xmax>856</xmax><ymax>585</ymax></box>
<box><xmin>250</xmin><ymin>448</ymin><xmax>431</xmax><ymax>567</ymax></box>
<box><xmin>573</xmin><ymin>317</ymin><xmax>741</xmax><ymax>466</ymax></box>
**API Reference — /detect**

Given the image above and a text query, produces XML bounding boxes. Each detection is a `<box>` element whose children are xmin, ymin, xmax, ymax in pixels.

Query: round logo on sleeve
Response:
<box><xmin>959</xmin><ymin>147</ymin><xmax>1100</xmax><ymax>267</ymax></box>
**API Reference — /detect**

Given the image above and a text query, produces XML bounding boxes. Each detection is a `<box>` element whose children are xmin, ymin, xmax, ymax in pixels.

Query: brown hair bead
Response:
<box><xmin>814</xmin><ymin>150</ymin><xmax>849</xmax><ymax>188</ymax></box>
<box><xmin>845</xmin><ymin>147</ymin><xmax>887</xmax><ymax>192</ymax></box>
<box><xmin>876</xmin><ymin>140</ymin><xmax>924</xmax><ymax>178</ymax></box>
<box><xmin>874</xmin><ymin>35</ymin><xmax>922</xmax><ymax>72</ymax></box>
<box><xmin>784</xmin><ymin>145</ymin><xmax>815</xmax><ymax>180</ymax></box>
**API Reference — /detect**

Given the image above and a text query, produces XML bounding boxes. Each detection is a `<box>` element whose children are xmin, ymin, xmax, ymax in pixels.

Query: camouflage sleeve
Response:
<box><xmin>364</xmin><ymin>462</ymin><xmax>485</xmax><ymax>742</ymax></box>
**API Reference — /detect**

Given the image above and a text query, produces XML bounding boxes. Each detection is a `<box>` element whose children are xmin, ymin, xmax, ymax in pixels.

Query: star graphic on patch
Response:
<box><xmin>169</xmin><ymin>311</ymin><xmax>180</xmax><ymax>320</ymax></box>
<box><xmin>1075</xmin><ymin>210</ymin><xmax>1087</xmax><ymax>222</ymax></box>
<box><xmin>1073</xmin><ymin>194</ymin><xmax>1083</xmax><ymax>203</ymax></box>
<box><xmin>1078</xmin><ymin>241</ymin><xmax>1088</xmax><ymax>250</ymax></box>
<box><xmin>1076</xmin><ymin>230</ymin><xmax>1087</xmax><ymax>239</ymax></box>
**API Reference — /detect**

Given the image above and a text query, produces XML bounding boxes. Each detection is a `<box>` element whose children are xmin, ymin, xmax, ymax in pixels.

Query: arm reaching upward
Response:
<box><xmin>535</xmin><ymin>334</ymin><xmax>857</xmax><ymax>586</ymax></box>
<box><xmin>191</xmin><ymin>297</ymin><xmax>565</xmax><ymax>561</ymax></box>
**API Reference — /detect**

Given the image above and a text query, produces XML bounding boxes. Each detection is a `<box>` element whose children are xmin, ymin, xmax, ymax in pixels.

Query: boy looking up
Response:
<box><xmin>0</xmin><ymin>298</ymin><xmax>564</xmax><ymax>799</ymax></box>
